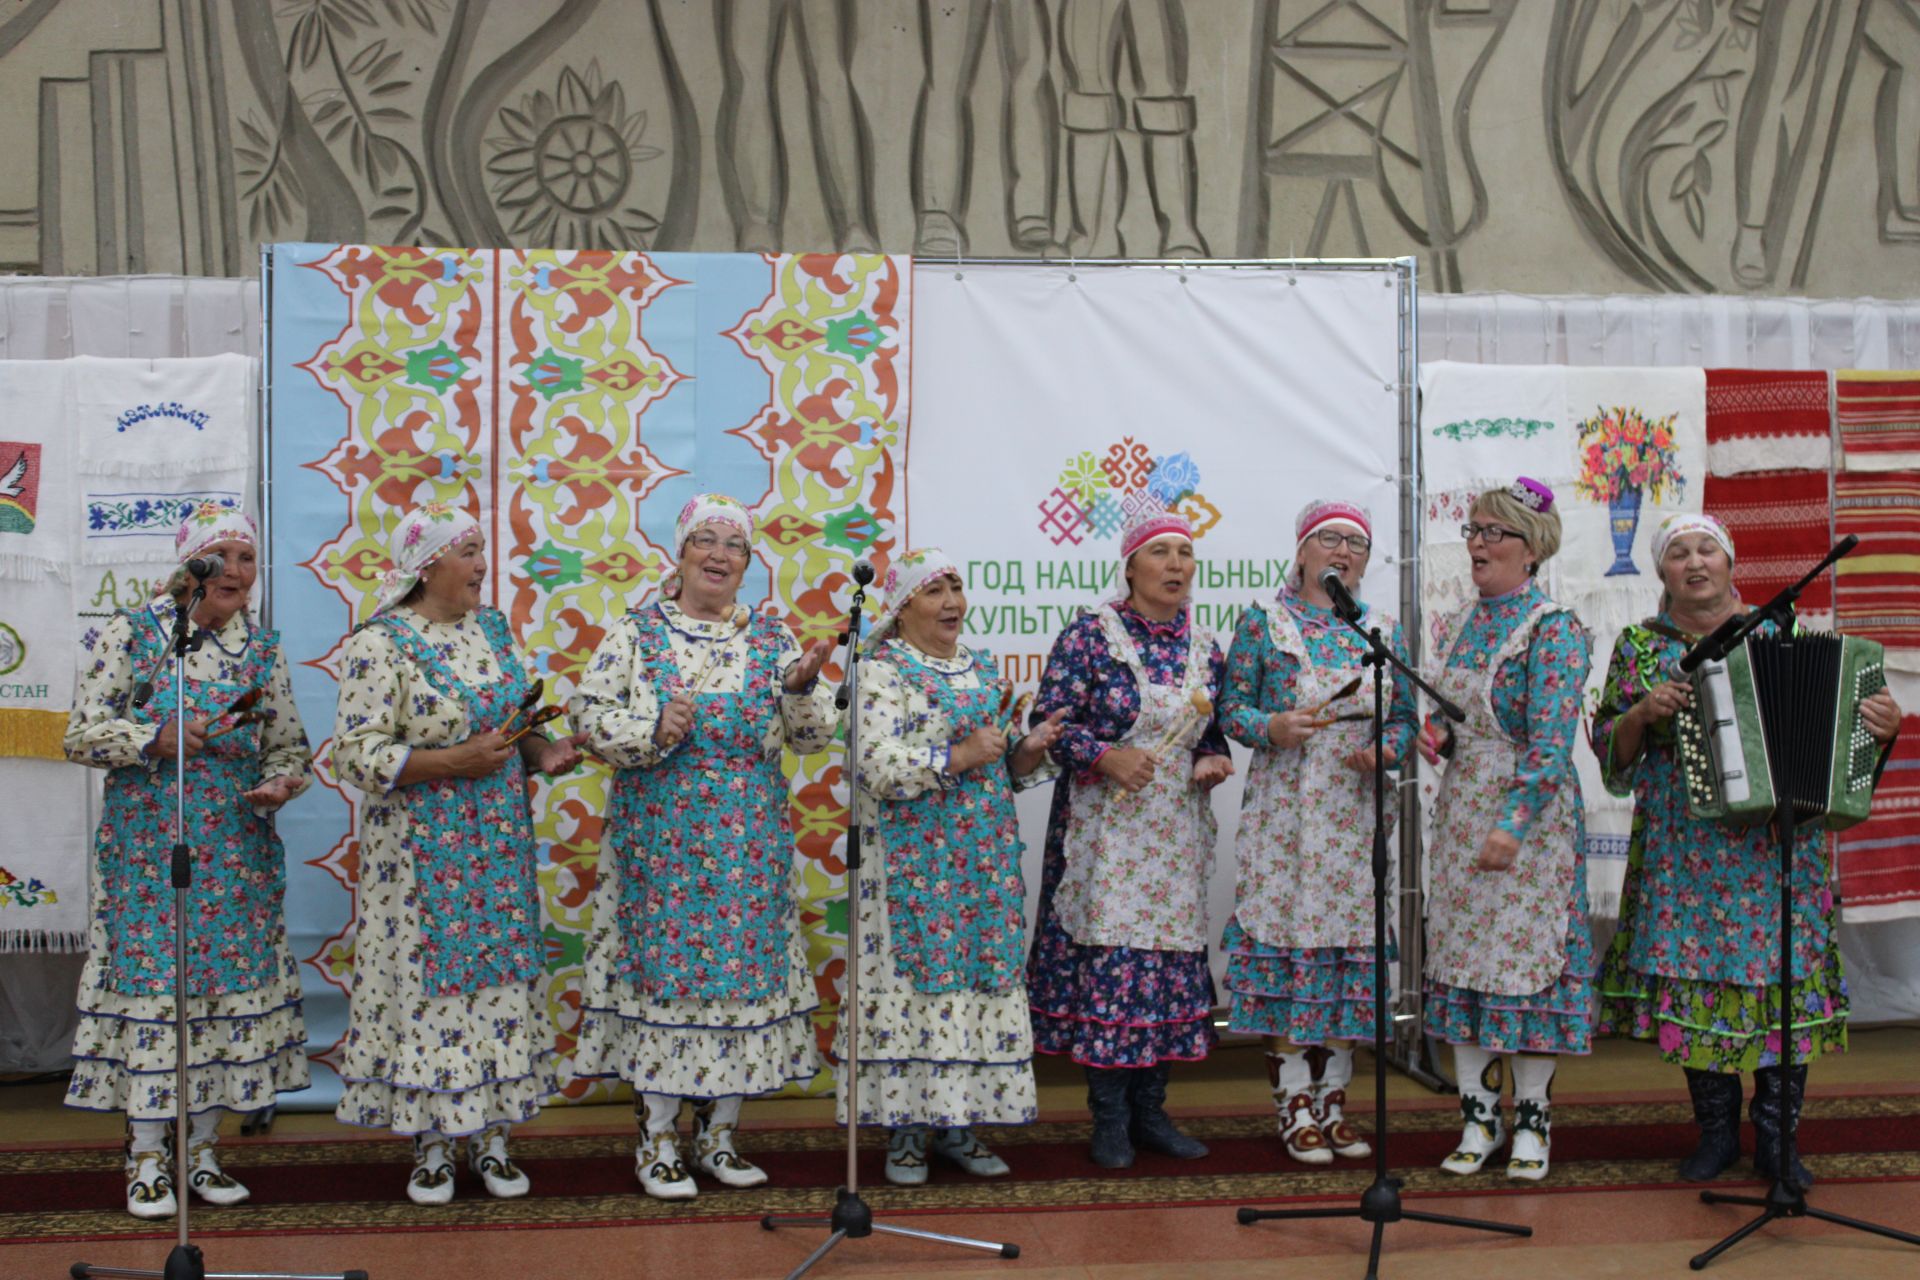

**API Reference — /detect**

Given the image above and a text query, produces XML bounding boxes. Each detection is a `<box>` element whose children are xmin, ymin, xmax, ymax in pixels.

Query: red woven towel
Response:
<box><xmin>1838</xmin><ymin>371</ymin><xmax>1920</xmax><ymax>471</ymax></box>
<box><xmin>1837</xmin><ymin>713</ymin><xmax>1920</xmax><ymax>922</ymax></box>
<box><xmin>1705</xmin><ymin>369</ymin><xmax>1830</xmax><ymax>474</ymax></box>
<box><xmin>1835</xmin><ymin>471</ymin><xmax>1920</xmax><ymax>651</ymax></box>
<box><xmin>1702</xmin><ymin>469</ymin><xmax>1833</xmax><ymax>618</ymax></box>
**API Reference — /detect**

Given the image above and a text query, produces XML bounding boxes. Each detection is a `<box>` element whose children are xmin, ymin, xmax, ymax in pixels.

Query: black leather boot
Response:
<box><xmin>1128</xmin><ymin>1062</ymin><xmax>1208</xmax><ymax>1159</ymax></box>
<box><xmin>1751</xmin><ymin>1063</ymin><xmax>1814</xmax><ymax>1188</ymax></box>
<box><xmin>1085</xmin><ymin>1067</ymin><xmax>1135</xmax><ymax>1169</ymax></box>
<box><xmin>1677</xmin><ymin>1068</ymin><xmax>1742</xmax><ymax>1181</ymax></box>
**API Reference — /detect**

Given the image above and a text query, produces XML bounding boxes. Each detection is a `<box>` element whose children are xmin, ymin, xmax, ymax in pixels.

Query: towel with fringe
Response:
<box><xmin>1418</xmin><ymin>363</ymin><xmax>1708</xmax><ymax>921</ymax></box>
<box><xmin>0</xmin><ymin>758</ymin><xmax>89</xmax><ymax>954</ymax></box>
<box><xmin>1837</xmin><ymin>371</ymin><xmax>1920</xmax><ymax>472</ymax></box>
<box><xmin>0</xmin><ymin>363</ymin><xmax>77</xmax><ymax>582</ymax></box>
<box><xmin>73</xmin><ymin>354</ymin><xmax>252</xmax><ymax>566</ymax></box>
<box><xmin>1836</xmin><ymin>670</ymin><xmax>1920</xmax><ymax>923</ymax></box>
<box><xmin>1705</xmin><ymin>369</ymin><xmax>1831</xmax><ymax>476</ymax></box>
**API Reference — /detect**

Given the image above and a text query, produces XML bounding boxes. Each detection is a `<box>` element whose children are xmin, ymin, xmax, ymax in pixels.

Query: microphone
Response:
<box><xmin>851</xmin><ymin>561</ymin><xmax>875</xmax><ymax>587</ymax></box>
<box><xmin>185</xmin><ymin>552</ymin><xmax>225</xmax><ymax>580</ymax></box>
<box><xmin>1678</xmin><ymin>612</ymin><xmax>1749</xmax><ymax>674</ymax></box>
<box><xmin>835</xmin><ymin>561</ymin><xmax>876</xmax><ymax>710</ymax></box>
<box><xmin>1318</xmin><ymin>567</ymin><xmax>1361</xmax><ymax>622</ymax></box>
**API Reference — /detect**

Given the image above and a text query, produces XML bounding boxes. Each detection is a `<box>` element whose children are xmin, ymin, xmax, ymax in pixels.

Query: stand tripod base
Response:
<box><xmin>1238</xmin><ymin>1176</ymin><xmax>1530</xmax><ymax>1280</ymax></box>
<box><xmin>70</xmin><ymin>1248</ymin><xmax>368</xmax><ymax>1280</ymax></box>
<box><xmin>763</xmin><ymin>1188</ymin><xmax>1018</xmax><ymax>1279</ymax></box>
<box><xmin>1689</xmin><ymin>1178</ymin><xmax>1920</xmax><ymax>1270</ymax></box>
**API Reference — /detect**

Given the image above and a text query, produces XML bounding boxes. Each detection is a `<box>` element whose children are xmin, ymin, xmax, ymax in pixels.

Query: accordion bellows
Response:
<box><xmin>1674</xmin><ymin>631</ymin><xmax>1886</xmax><ymax>831</ymax></box>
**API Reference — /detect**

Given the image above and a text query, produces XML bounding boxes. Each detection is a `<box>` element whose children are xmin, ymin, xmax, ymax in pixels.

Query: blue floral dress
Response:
<box><xmin>1423</xmin><ymin>582</ymin><xmax>1596</xmax><ymax>1055</ymax></box>
<box><xmin>63</xmin><ymin>603</ymin><xmax>313</xmax><ymax>1121</ymax></box>
<box><xmin>1027</xmin><ymin>603</ymin><xmax>1228</xmax><ymax>1068</ymax></box>
<box><xmin>567</xmin><ymin>601</ymin><xmax>835</xmax><ymax>1102</ymax></box>
<box><xmin>331</xmin><ymin>608</ymin><xmax>563</xmax><ymax>1137</ymax></box>
<box><xmin>842</xmin><ymin>639</ymin><xmax>1053</xmax><ymax>1127</ymax></box>
<box><xmin>1218</xmin><ymin>589</ymin><xmax>1417</xmax><ymax>1043</ymax></box>
<box><xmin>1591</xmin><ymin>617</ymin><xmax>1849</xmax><ymax>1071</ymax></box>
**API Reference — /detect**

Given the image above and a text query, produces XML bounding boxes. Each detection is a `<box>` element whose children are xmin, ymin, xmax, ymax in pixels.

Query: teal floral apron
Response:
<box><xmin>607</xmin><ymin>605</ymin><xmax>796</xmax><ymax>1002</ymax></box>
<box><xmin>880</xmin><ymin>644</ymin><xmax>1028</xmax><ymax>995</ymax></box>
<box><xmin>101</xmin><ymin>605</ymin><xmax>285</xmax><ymax>997</ymax></box>
<box><xmin>371</xmin><ymin>608</ymin><xmax>541</xmax><ymax>999</ymax></box>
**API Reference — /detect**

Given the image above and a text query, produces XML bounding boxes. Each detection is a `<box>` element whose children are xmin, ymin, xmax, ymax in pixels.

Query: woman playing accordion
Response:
<box><xmin>1592</xmin><ymin>513</ymin><xmax>1901</xmax><ymax>1187</ymax></box>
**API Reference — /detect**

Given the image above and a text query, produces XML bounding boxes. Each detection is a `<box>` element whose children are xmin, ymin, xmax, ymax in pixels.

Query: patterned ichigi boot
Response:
<box><xmin>692</xmin><ymin>1096</ymin><xmax>769</xmax><ymax>1189</ymax></box>
<box><xmin>185</xmin><ymin>1108</ymin><xmax>249</xmax><ymax>1206</ymax></box>
<box><xmin>1084</xmin><ymin>1066</ymin><xmax>1136</xmax><ymax>1169</ymax></box>
<box><xmin>1308</xmin><ymin>1042</ymin><xmax>1372</xmax><ymax>1160</ymax></box>
<box><xmin>125</xmin><ymin>1121</ymin><xmax>177</xmax><ymax>1220</ymax></box>
<box><xmin>1751</xmin><ymin>1063</ymin><xmax>1815</xmax><ymax>1189</ymax></box>
<box><xmin>930</xmin><ymin>1127</ymin><xmax>1011</xmax><ymax>1177</ymax></box>
<box><xmin>1678</xmin><ymin>1068</ymin><xmax>1743</xmax><ymax>1181</ymax></box>
<box><xmin>884</xmin><ymin>1126</ymin><xmax>931</xmax><ymax>1186</ymax></box>
<box><xmin>466</xmin><ymin>1122</ymin><xmax>531</xmax><ymax>1199</ymax></box>
<box><xmin>1507</xmin><ymin>1054</ymin><xmax>1556</xmax><ymax>1181</ymax></box>
<box><xmin>407</xmin><ymin>1133</ymin><xmax>456</xmax><ymax>1206</ymax></box>
<box><xmin>1267</xmin><ymin>1046</ymin><xmax>1330</xmax><ymax>1166</ymax></box>
<box><xmin>1440</xmin><ymin>1045</ymin><xmax>1506</xmax><ymax>1174</ymax></box>
<box><xmin>636</xmin><ymin>1093</ymin><xmax>695</xmax><ymax>1200</ymax></box>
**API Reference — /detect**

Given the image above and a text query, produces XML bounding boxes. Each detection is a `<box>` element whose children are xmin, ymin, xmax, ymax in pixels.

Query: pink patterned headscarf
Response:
<box><xmin>663</xmin><ymin>492</ymin><xmax>755</xmax><ymax>600</ymax></box>
<box><xmin>155</xmin><ymin>500</ymin><xmax>256</xmax><ymax>604</ymax></box>
<box><xmin>865</xmin><ymin>547</ymin><xmax>963</xmax><ymax>653</ymax></box>
<box><xmin>373</xmin><ymin>501</ymin><xmax>484</xmax><ymax>616</ymax></box>
<box><xmin>1110</xmin><ymin>501</ymin><xmax>1195</xmax><ymax>607</ymax></box>
<box><xmin>1289</xmin><ymin>498</ymin><xmax>1372</xmax><ymax>588</ymax></box>
<box><xmin>1652</xmin><ymin>512</ymin><xmax>1735</xmax><ymax>565</ymax></box>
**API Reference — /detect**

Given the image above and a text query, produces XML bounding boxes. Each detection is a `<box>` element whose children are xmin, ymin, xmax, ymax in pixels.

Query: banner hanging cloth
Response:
<box><xmin>1705</xmin><ymin>369</ymin><xmax>1832</xmax><ymax>476</ymax></box>
<box><xmin>1837</xmin><ymin>371</ymin><xmax>1920</xmax><ymax>472</ymax></box>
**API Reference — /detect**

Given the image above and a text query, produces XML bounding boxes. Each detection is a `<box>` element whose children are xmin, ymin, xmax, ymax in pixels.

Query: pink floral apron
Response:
<box><xmin>1055</xmin><ymin>605</ymin><xmax>1217</xmax><ymax>953</ymax></box>
<box><xmin>1424</xmin><ymin>600</ymin><xmax>1580</xmax><ymax>996</ymax></box>
<box><xmin>1233</xmin><ymin>601</ymin><xmax>1391</xmax><ymax>951</ymax></box>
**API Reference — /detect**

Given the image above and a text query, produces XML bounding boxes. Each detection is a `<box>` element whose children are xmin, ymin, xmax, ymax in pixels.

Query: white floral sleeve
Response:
<box><xmin>853</xmin><ymin>655</ymin><xmax>953</xmax><ymax>799</ymax></box>
<box><xmin>64</xmin><ymin>613</ymin><xmax>162</xmax><ymax>769</ymax></box>
<box><xmin>331</xmin><ymin>626</ymin><xmax>413</xmax><ymax>796</ymax></box>
<box><xmin>569</xmin><ymin>614</ymin><xmax>671</xmax><ymax>770</ymax></box>
<box><xmin>256</xmin><ymin>642</ymin><xmax>313</xmax><ymax>794</ymax></box>
<box><xmin>775</xmin><ymin>626</ymin><xmax>836</xmax><ymax>757</ymax></box>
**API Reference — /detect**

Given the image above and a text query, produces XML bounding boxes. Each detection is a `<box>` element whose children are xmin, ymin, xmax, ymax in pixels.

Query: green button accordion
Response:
<box><xmin>1671</xmin><ymin>630</ymin><xmax>1885</xmax><ymax>830</ymax></box>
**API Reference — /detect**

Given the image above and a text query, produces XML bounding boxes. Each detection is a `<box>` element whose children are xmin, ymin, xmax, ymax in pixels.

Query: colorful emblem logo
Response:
<box><xmin>1036</xmin><ymin>437</ymin><xmax>1220</xmax><ymax>547</ymax></box>
<box><xmin>0</xmin><ymin>444</ymin><xmax>41</xmax><ymax>534</ymax></box>
<box><xmin>0</xmin><ymin>621</ymin><xmax>23</xmax><ymax>676</ymax></box>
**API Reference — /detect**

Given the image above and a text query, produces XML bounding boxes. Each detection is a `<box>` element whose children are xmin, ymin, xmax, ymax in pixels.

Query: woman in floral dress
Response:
<box><xmin>1027</xmin><ymin>505</ymin><xmax>1234</xmax><ymax>1169</ymax></box>
<box><xmin>1220</xmin><ymin>499</ymin><xmax>1417</xmax><ymax>1165</ymax></box>
<box><xmin>333</xmin><ymin>502</ymin><xmax>585</xmax><ymax>1205</ymax></box>
<box><xmin>1592</xmin><ymin>513</ymin><xmax>1900</xmax><ymax>1187</ymax></box>
<box><xmin>568</xmin><ymin>494</ymin><xmax>834</xmax><ymax>1200</ymax></box>
<box><xmin>1417</xmin><ymin>478</ymin><xmax>1591</xmax><ymax>1182</ymax></box>
<box><xmin>66</xmin><ymin>503</ymin><xmax>311</xmax><ymax>1220</ymax></box>
<box><xmin>843</xmin><ymin>548</ymin><xmax>1063</xmax><ymax>1184</ymax></box>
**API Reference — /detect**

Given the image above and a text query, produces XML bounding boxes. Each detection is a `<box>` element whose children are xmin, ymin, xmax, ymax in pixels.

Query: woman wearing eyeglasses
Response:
<box><xmin>1416</xmin><ymin>478</ymin><xmax>1593</xmax><ymax>1182</ymax></box>
<box><xmin>1218</xmin><ymin>501</ymin><xmax>1418</xmax><ymax>1165</ymax></box>
<box><xmin>568</xmin><ymin>494</ymin><xmax>835</xmax><ymax>1201</ymax></box>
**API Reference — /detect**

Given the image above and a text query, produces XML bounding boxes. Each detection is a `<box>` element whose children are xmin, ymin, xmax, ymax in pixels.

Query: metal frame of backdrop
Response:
<box><xmin>254</xmin><ymin>249</ymin><xmax>1441</xmax><ymax>1094</ymax></box>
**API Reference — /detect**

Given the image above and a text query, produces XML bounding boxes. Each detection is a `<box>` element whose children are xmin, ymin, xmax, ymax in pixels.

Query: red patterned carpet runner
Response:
<box><xmin>7</xmin><ymin>1097</ymin><xmax>1919</xmax><ymax>1243</ymax></box>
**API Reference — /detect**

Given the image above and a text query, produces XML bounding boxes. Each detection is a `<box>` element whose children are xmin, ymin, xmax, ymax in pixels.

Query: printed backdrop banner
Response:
<box><xmin>268</xmin><ymin>245</ymin><xmax>907</xmax><ymax>1104</ymax></box>
<box><xmin>908</xmin><ymin>264</ymin><xmax>1407</xmax><ymax>981</ymax></box>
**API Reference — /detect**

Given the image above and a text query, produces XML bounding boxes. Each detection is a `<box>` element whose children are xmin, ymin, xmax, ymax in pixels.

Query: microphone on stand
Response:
<box><xmin>835</xmin><ymin>561</ymin><xmax>876</xmax><ymax>711</ymax></box>
<box><xmin>185</xmin><ymin>552</ymin><xmax>225</xmax><ymax>581</ymax></box>
<box><xmin>1318</xmin><ymin>567</ymin><xmax>1362</xmax><ymax>623</ymax></box>
<box><xmin>1677</xmin><ymin>613</ymin><xmax>1750</xmax><ymax>674</ymax></box>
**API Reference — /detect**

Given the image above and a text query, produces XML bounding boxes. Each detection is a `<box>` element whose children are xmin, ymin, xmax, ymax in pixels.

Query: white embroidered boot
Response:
<box><xmin>467</xmin><ymin>1123</ymin><xmax>531</xmax><ymax>1198</ymax></box>
<box><xmin>931</xmin><ymin>1127</ymin><xmax>1011</xmax><ymax>1177</ymax></box>
<box><xmin>1311</xmin><ymin>1042</ymin><xmax>1372</xmax><ymax>1160</ymax></box>
<box><xmin>125</xmin><ymin>1121</ymin><xmax>177</xmax><ymax>1221</ymax></box>
<box><xmin>1441</xmin><ymin>1045</ymin><xmax>1506</xmax><ymax>1175</ymax></box>
<box><xmin>1507</xmin><ymin>1054</ymin><xmax>1556</xmax><ymax>1181</ymax></box>
<box><xmin>1266</xmin><ymin>1045</ymin><xmax>1331</xmax><ymax>1166</ymax></box>
<box><xmin>636</xmin><ymin>1093</ymin><xmax>696</xmax><ymax>1200</ymax></box>
<box><xmin>186</xmin><ymin>1108</ymin><xmax>248</xmax><ymax>1206</ymax></box>
<box><xmin>885</xmin><ymin>1127</ymin><xmax>931</xmax><ymax>1186</ymax></box>
<box><xmin>407</xmin><ymin>1133</ymin><xmax>456</xmax><ymax>1206</ymax></box>
<box><xmin>692</xmin><ymin>1096</ymin><xmax>768</xmax><ymax>1189</ymax></box>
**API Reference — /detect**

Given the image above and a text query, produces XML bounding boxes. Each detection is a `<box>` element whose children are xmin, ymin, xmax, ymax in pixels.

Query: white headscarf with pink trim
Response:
<box><xmin>1108</xmin><ymin>502</ymin><xmax>1195</xmax><ymax>608</ymax></box>
<box><xmin>865</xmin><ymin>547</ymin><xmax>963</xmax><ymax>654</ymax></box>
<box><xmin>373</xmin><ymin>501</ymin><xmax>484</xmax><ymax>616</ymax></box>
<box><xmin>155</xmin><ymin>501</ymin><xmax>256</xmax><ymax>604</ymax></box>
<box><xmin>662</xmin><ymin>492</ymin><xmax>755</xmax><ymax>600</ymax></box>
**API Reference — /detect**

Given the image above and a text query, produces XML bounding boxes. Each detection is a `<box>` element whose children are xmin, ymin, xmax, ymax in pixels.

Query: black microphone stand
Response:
<box><xmin>1676</xmin><ymin>539</ymin><xmax>1920</xmax><ymax>1270</ymax></box>
<box><xmin>1236</xmin><ymin>585</ymin><xmax>1531</xmax><ymax>1279</ymax></box>
<box><xmin>72</xmin><ymin>575</ymin><xmax>367</xmax><ymax>1280</ymax></box>
<box><xmin>762</xmin><ymin>561</ymin><xmax>1019</xmax><ymax>1276</ymax></box>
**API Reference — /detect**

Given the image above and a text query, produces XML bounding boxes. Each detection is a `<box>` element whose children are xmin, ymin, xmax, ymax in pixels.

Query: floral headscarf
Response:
<box><xmin>373</xmin><ymin>501</ymin><xmax>484</xmax><ymax>616</ymax></box>
<box><xmin>1289</xmin><ymin>498</ymin><xmax>1371</xmax><ymax>588</ymax></box>
<box><xmin>663</xmin><ymin>492</ymin><xmax>755</xmax><ymax>600</ymax></box>
<box><xmin>155</xmin><ymin>500</ymin><xmax>256</xmax><ymax>604</ymax></box>
<box><xmin>864</xmin><ymin>548</ymin><xmax>963</xmax><ymax>654</ymax></box>
<box><xmin>1109</xmin><ymin>501</ymin><xmax>1195</xmax><ymax>608</ymax></box>
<box><xmin>1652</xmin><ymin>512</ymin><xmax>1735</xmax><ymax>566</ymax></box>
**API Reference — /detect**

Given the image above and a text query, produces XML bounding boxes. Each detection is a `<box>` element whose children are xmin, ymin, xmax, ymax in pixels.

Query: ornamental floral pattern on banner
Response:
<box><xmin>274</xmin><ymin>245</ymin><xmax>908</xmax><ymax>1102</ymax></box>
